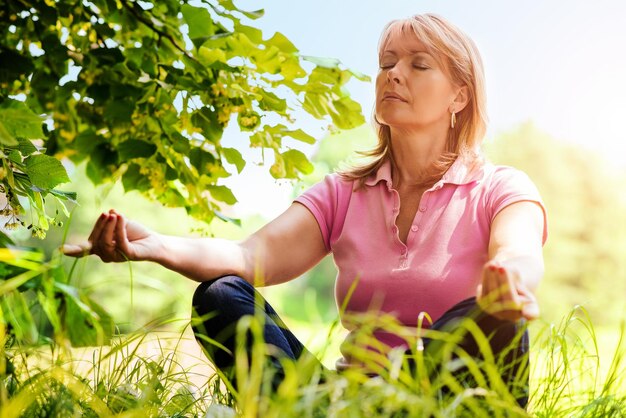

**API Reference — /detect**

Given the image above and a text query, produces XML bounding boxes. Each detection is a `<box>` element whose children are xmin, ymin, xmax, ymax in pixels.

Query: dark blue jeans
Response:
<box><xmin>191</xmin><ymin>275</ymin><xmax>529</xmax><ymax>406</ymax></box>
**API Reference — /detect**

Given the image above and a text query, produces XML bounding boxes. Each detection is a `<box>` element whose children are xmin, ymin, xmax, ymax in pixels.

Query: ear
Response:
<box><xmin>451</xmin><ymin>85</ymin><xmax>470</xmax><ymax>113</ymax></box>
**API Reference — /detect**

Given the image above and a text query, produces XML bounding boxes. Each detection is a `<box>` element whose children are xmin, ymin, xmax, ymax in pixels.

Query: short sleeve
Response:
<box><xmin>294</xmin><ymin>174</ymin><xmax>351</xmax><ymax>252</ymax></box>
<box><xmin>486</xmin><ymin>166</ymin><xmax>548</xmax><ymax>244</ymax></box>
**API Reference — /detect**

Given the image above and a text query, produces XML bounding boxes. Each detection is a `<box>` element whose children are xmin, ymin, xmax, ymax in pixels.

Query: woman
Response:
<box><xmin>64</xmin><ymin>14</ymin><xmax>546</xmax><ymax>406</ymax></box>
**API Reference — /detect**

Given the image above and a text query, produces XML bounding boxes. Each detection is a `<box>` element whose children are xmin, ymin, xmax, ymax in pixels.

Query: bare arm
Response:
<box><xmin>63</xmin><ymin>203</ymin><xmax>328</xmax><ymax>286</ymax></box>
<box><xmin>477</xmin><ymin>201</ymin><xmax>545</xmax><ymax>320</ymax></box>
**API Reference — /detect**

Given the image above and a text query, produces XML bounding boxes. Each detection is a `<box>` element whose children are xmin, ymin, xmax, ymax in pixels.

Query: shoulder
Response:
<box><xmin>481</xmin><ymin>164</ymin><xmax>539</xmax><ymax>192</ymax></box>
<box><xmin>480</xmin><ymin>163</ymin><xmax>547</xmax><ymax>239</ymax></box>
<box><xmin>294</xmin><ymin>173</ymin><xmax>355</xmax><ymax>252</ymax></box>
<box><xmin>304</xmin><ymin>172</ymin><xmax>355</xmax><ymax>198</ymax></box>
<box><xmin>294</xmin><ymin>172</ymin><xmax>355</xmax><ymax>212</ymax></box>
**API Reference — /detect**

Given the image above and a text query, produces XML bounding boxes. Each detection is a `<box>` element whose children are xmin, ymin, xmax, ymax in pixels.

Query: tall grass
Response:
<box><xmin>2</xmin><ymin>245</ymin><xmax>624</xmax><ymax>416</ymax></box>
<box><xmin>1</xmin><ymin>304</ymin><xmax>625</xmax><ymax>417</ymax></box>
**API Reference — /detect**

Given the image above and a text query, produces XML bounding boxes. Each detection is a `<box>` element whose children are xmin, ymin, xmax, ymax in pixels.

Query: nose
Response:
<box><xmin>387</xmin><ymin>67</ymin><xmax>401</xmax><ymax>84</ymax></box>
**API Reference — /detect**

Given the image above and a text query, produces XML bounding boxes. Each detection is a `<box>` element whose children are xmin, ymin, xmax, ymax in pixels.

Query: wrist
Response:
<box><xmin>145</xmin><ymin>232</ymin><xmax>168</xmax><ymax>264</ymax></box>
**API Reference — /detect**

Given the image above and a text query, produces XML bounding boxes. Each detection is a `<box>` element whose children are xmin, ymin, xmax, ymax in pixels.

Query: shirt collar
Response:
<box><xmin>364</xmin><ymin>157</ymin><xmax>486</xmax><ymax>188</ymax></box>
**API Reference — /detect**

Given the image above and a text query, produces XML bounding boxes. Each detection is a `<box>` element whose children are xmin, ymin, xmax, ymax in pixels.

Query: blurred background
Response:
<box><xmin>5</xmin><ymin>0</ymin><xmax>626</xmax><ymax>363</ymax></box>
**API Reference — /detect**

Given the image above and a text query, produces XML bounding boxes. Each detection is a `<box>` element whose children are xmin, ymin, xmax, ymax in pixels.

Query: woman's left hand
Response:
<box><xmin>476</xmin><ymin>261</ymin><xmax>540</xmax><ymax>322</ymax></box>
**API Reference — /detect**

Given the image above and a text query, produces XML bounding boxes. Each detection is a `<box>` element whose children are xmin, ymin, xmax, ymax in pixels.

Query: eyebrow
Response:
<box><xmin>380</xmin><ymin>50</ymin><xmax>434</xmax><ymax>58</ymax></box>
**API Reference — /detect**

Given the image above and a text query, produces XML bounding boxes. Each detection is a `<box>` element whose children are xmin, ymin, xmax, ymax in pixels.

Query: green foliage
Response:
<box><xmin>0</xmin><ymin>0</ymin><xmax>368</xmax><ymax>229</ymax></box>
<box><xmin>0</xmin><ymin>98</ymin><xmax>73</xmax><ymax>239</ymax></box>
<box><xmin>0</xmin><ymin>247</ymin><xmax>114</xmax><ymax>348</ymax></box>
<box><xmin>1</xmin><ymin>306</ymin><xmax>625</xmax><ymax>416</ymax></box>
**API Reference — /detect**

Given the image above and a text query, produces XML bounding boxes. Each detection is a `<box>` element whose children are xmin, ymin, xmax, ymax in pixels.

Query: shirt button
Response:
<box><xmin>392</xmin><ymin>207</ymin><xmax>399</xmax><ymax>212</ymax></box>
<box><xmin>419</xmin><ymin>206</ymin><xmax>427</xmax><ymax>212</ymax></box>
<box><xmin>411</xmin><ymin>225</ymin><xmax>419</xmax><ymax>232</ymax></box>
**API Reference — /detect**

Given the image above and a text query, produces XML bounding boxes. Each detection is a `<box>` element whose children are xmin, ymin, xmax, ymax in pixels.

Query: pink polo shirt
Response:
<box><xmin>294</xmin><ymin>157</ymin><xmax>547</xmax><ymax>360</ymax></box>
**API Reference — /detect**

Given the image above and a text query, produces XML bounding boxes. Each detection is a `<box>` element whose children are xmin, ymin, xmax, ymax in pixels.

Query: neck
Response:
<box><xmin>389</xmin><ymin>123</ymin><xmax>449</xmax><ymax>188</ymax></box>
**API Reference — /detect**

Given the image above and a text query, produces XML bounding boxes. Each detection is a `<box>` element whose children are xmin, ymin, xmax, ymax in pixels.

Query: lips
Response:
<box><xmin>382</xmin><ymin>92</ymin><xmax>407</xmax><ymax>102</ymax></box>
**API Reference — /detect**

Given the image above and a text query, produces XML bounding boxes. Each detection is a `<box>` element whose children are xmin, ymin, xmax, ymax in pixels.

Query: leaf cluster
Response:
<box><xmin>0</xmin><ymin>98</ymin><xmax>74</xmax><ymax>241</ymax></box>
<box><xmin>0</xmin><ymin>246</ymin><xmax>114</xmax><ymax>349</ymax></box>
<box><xmin>0</xmin><ymin>0</ymin><xmax>368</xmax><ymax>227</ymax></box>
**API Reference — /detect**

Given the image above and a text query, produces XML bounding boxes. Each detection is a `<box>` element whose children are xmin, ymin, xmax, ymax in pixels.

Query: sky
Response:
<box><xmin>221</xmin><ymin>1</ymin><xmax>626</xmax><ymax>217</ymax></box>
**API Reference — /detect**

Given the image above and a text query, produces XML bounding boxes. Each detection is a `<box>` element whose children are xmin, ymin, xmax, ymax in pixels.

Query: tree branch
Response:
<box><xmin>120</xmin><ymin>0</ymin><xmax>192</xmax><ymax>59</ymax></box>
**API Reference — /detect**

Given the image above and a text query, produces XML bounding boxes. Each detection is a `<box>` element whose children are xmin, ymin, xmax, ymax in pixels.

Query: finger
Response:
<box><xmin>101</xmin><ymin>214</ymin><xmax>117</xmax><ymax>245</ymax></box>
<box><xmin>476</xmin><ymin>283</ymin><xmax>483</xmax><ymax>299</ymax></box>
<box><xmin>501</xmin><ymin>267</ymin><xmax>522</xmax><ymax>310</ymax></box>
<box><xmin>114</xmin><ymin>213</ymin><xmax>131</xmax><ymax>260</ymax></box>
<box><xmin>87</xmin><ymin>213</ymin><xmax>108</xmax><ymax>247</ymax></box>
<box><xmin>61</xmin><ymin>243</ymin><xmax>93</xmax><ymax>257</ymax></box>
<box><xmin>522</xmin><ymin>303</ymin><xmax>540</xmax><ymax>321</ymax></box>
<box><xmin>515</xmin><ymin>280</ymin><xmax>540</xmax><ymax>320</ymax></box>
<box><xmin>98</xmin><ymin>214</ymin><xmax>118</xmax><ymax>260</ymax></box>
<box><xmin>481</xmin><ymin>264</ymin><xmax>498</xmax><ymax>302</ymax></box>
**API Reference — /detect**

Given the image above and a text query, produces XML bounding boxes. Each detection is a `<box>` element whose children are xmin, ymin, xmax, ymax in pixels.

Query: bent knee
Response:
<box><xmin>192</xmin><ymin>275</ymin><xmax>250</xmax><ymax>315</ymax></box>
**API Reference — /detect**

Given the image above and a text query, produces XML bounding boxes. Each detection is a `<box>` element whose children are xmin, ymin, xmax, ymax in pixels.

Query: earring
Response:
<box><xmin>450</xmin><ymin>109</ymin><xmax>456</xmax><ymax>129</ymax></box>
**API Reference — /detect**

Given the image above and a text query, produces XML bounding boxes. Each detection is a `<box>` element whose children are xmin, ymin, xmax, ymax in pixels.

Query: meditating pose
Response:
<box><xmin>64</xmin><ymin>13</ymin><xmax>546</xmax><ymax>407</ymax></box>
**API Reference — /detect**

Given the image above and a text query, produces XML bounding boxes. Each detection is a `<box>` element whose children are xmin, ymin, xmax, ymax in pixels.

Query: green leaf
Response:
<box><xmin>285</xmin><ymin>129</ymin><xmax>316</xmax><ymax>144</ymax></box>
<box><xmin>283</xmin><ymin>149</ymin><xmax>314</xmax><ymax>176</ymax></box>
<box><xmin>103</xmin><ymin>98</ymin><xmax>135</xmax><ymax>124</ymax></box>
<box><xmin>0</xmin><ymin>231</ymin><xmax>15</xmax><ymax>247</ymax></box>
<box><xmin>57</xmin><ymin>282</ymin><xmax>114</xmax><ymax>347</ymax></box>
<box><xmin>191</xmin><ymin>107</ymin><xmax>224</xmax><ymax>142</ymax></box>
<box><xmin>24</xmin><ymin>154</ymin><xmax>71</xmax><ymax>190</ymax></box>
<box><xmin>234</xmin><ymin>23</ymin><xmax>263</xmax><ymax>44</ymax></box>
<box><xmin>0</xmin><ymin>120</ymin><xmax>17</xmax><ymax>146</ymax></box>
<box><xmin>182</xmin><ymin>4</ymin><xmax>214</xmax><ymax>41</ymax></box>
<box><xmin>122</xmin><ymin>163</ymin><xmax>151</xmax><ymax>192</ymax></box>
<box><xmin>257</xmin><ymin>89</ymin><xmax>287</xmax><ymax>112</ymax></box>
<box><xmin>189</xmin><ymin>147</ymin><xmax>217</xmax><ymax>173</ymax></box>
<box><xmin>1</xmin><ymin>292</ymin><xmax>38</xmax><ymax>345</ymax></box>
<box><xmin>0</xmin><ymin>49</ymin><xmax>34</xmax><ymax>84</ymax></box>
<box><xmin>214</xmin><ymin>210</ymin><xmax>241</xmax><ymax>226</ymax></box>
<box><xmin>222</xmin><ymin>147</ymin><xmax>245</xmax><ymax>173</ymax></box>
<box><xmin>74</xmin><ymin>130</ymin><xmax>104</xmax><ymax>156</ymax></box>
<box><xmin>0</xmin><ymin>100</ymin><xmax>44</xmax><ymax>140</ymax></box>
<box><xmin>85</xmin><ymin>144</ymin><xmax>118</xmax><ymax>184</ymax></box>
<box><xmin>117</xmin><ymin>139</ymin><xmax>157</xmax><ymax>160</ymax></box>
<box><xmin>49</xmin><ymin>189</ymin><xmax>78</xmax><ymax>203</ymax></box>
<box><xmin>266</xmin><ymin>32</ymin><xmax>298</xmax><ymax>54</ymax></box>
<box><xmin>240</xmin><ymin>8</ymin><xmax>264</xmax><ymax>20</ymax></box>
<box><xmin>331</xmin><ymin>96</ymin><xmax>366</xmax><ymax>129</ymax></box>
<box><xmin>280</xmin><ymin>58</ymin><xmax>306</xmax><ymax>81</ymax></box>
<box><xmin>269</xmin><ymin>152</ymin><xmax>286</xmax><ymax>178</ymax></box>
<box><xmin>7</xmin><ymin>150</ymin><xmax>21</xmax><ymax>164</ymax></box>
<box><xmin>198</xmin><ymin>46</ymin><xmax>227</xmax><ymax>66</ymax></box>
<box><xmin>348</xmin><ymin>68</ymin><xmax>371</xmax><ymax>82</ymax></box>
<box><xmin>302</xmin><ymin>55</ymin><xmax>342</xmax><ymax>69</ymax></box>
<box><xmin>309</xmin><ymin>67</ymin><xmax>342</xmax><ymax>85</ymax></box>
<box><xmin>213</xmin><ymin>1</ymin><xmax>264</xmax><ymax>20</ymax></box>
<box><xmin>17</xmin><ymin>137</ymin><xmax>40</xmax><ymax>156</ymax></box>
<box><xmin>206</xmin><ymin>185</ymin><xmax>237</xmax><ymax>204</ymax></box>
<box><xmin>252</xmin><ymin>45</ymin><xmax>282</xmax><ymax>74</ymax></box>
<box><xmin>302</xmin><ymin>92</ymin><xmax>330</xmax><ymax>119</ymax></box>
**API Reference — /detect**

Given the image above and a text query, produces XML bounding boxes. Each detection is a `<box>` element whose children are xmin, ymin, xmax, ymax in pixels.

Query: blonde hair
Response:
<box><xmin>340</xmin><ymin>13</ymin><xmax>488</xmax><ymax>187</ymax></box>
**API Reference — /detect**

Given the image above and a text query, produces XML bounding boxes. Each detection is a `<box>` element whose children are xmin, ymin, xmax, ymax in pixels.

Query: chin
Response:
<box><xmin>376</xmin><ymin>113</ymin><xmax>412</xmax><ymax>127</ymax></box>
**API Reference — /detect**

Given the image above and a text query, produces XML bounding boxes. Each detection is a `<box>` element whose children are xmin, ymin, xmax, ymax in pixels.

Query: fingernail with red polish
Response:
<box><xmin>498</xmin><ymin>267</ymin><xmax>505</xmax><ymax>274</ymax></box>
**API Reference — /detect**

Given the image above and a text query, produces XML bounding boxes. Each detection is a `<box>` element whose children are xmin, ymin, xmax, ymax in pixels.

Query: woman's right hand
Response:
<box><xmin>62</xmin><ymin>209</ymin><xmax>161</xmax><ymax>263</ymax></box>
